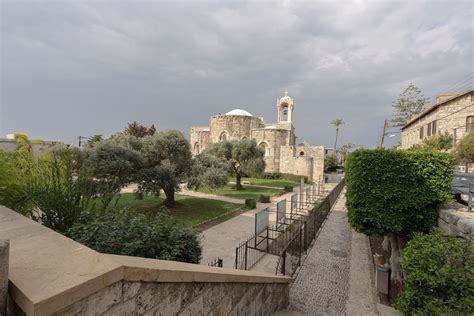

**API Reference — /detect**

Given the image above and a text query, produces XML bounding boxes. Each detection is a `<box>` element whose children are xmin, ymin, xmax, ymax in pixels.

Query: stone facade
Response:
<box><xmin>401</xmin><ymin>90</ymin><xmax>474</xmax><ymax>149</ymax></box>
<box><xmin>438</xmin><ymin>202</ymin><xmax>474</xmax><ymax>242</ymax></box>
<box><xmin>53</xmin><ymin>281</ymin><xmax>289</xmax><ymax>316</ymax></box>
<box><xmin>190</xmin><ymin>92</ymin><xmax>325</xmax><ymax>182</ymax></box>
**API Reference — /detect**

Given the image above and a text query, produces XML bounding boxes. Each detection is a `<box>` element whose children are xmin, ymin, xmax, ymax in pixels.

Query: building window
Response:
<box><xmin>467</xmin><ymin>116</ymin><xmax>474</xmax><ymax>133</ymax></box>
<box><xmin>419</xmin><ymin>126</ymin><xmax>424</xmax><ymax>139</ymax></box>
<box><xmin>427</xmin><ymin>123</ymin><xmax>432</xmax><ymax>137</ymax></box>
<box><xmin>299</xmin><ymin>151</ymin><xmax>305</xmax><ymax>156</ymax></box>
<box><xmin>432</xmin><ymin>120</ymin><xmax>437</xmax><ymax>135</ymax></box>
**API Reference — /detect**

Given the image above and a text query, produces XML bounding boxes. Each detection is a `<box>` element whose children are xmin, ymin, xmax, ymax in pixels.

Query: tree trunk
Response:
<box><xmin>334</xmin><ymin>128</ymin><xmax>339</xmax><ymax>150</ymax></box>
<box><xmin>164</xmin><ymin>189</ymin><xmax>175</xmax><ymax>207</ymax></box>
<box><xmin>387</xmin><ymin>233</ymin><xmax>402</xmax><ymax>282</ymax></box>
<box><xmin>236</xmin><ymin>173</ymin><xmax>242</xmax><ymax>190</ymax></box>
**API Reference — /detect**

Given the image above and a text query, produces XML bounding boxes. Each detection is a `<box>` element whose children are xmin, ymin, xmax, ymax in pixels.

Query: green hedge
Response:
<box><xmin>259</xmin><ymin>194</ymin><xmax>271</xmax><ymax>203</ymax></box>
<box><xmin>245</xmin><ymin>198</ymin><xmax>257</xmax><ymax>209</ymax></box>
<box><xmin>396</xmin><ymin>230</ymin><xmax>474</xmax><ymax>314</ymax></box>
<box><xmin>261</xmin><ymin>172</ymin><xmax>309</xmax><ymax>183</ymax></box>
<box><xmin>345</xmin><ymin>149</ymin><xmax>454</xmax><ymax>236</ymax></box>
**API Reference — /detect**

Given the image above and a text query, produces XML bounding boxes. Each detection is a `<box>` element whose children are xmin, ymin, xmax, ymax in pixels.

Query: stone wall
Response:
<box><xmin>279</xmin><ymin>144</ymin><xmax>325</xmax><ymax>182</ymax></box>
<box><xmin>438</xmin><ymin>202</ymin><xmax>474</xmax><ymax>242</ymax></box>
<box><xmin>251</xmin><ymin>128</ymin><xmax>292</xmax><ymax>172</ymax></box>
<box><xmin>0</xmin><ymin>206</ymin><xmax>291</xmax><ymax>315</ymax></box>
<box><xmin>0</xmin><ymin>138</ymin><xmax>60</xmax><ymax>158</ymax></box>
<box><xmin>54</xmin><ymin>280</ymin><xmax>288</xmax><ymax>315</ymax></box>
<box><xmin>209</xmin><ymin>115</ymin><xmax>265</xmax><ymax>143</ymax></box>
<box><xmin>190</xmin><ymin>127</ymin><xmax>211</xmax><ymax>155</ymax></box>
<box><xmin>401</xmin><ymin>92</ymin><xmax>474</xmax><ymax>149</ymax></box>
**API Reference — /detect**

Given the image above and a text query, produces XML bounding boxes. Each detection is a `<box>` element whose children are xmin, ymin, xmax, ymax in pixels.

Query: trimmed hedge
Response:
<box><xmin>259</xmin><ymin>194</ymin><xmax>271</xmax><ymax>203</ymax></box>
<box><xmin>261</xmin><ymin>172</ymin><xmax>309</xmax><ymax>183</ymax></box>
<box><xmin>245</xmin><ymin>198</ymin><xmax>257</xmax><ymax>209</ymax></box>
<box><xmin>396</xmin><ymin>230</ymin><xmax>474</xmax><ymax>314</ymax></box>
<box><xmin>345</xmin><ymin>149</ymin><xmax>454</xmax><ymax>236</ymax></box>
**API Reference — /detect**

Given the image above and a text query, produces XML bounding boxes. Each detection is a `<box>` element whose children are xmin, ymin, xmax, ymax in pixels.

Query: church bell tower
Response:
<box><xmin>277</xmin><ymin>91</ymin><xmax>294</xmax><ymax>123</ymax></box>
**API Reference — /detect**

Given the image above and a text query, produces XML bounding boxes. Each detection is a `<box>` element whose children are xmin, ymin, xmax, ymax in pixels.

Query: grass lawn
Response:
<box><xmin>110</xmin><ymin>193</ymin><xmax>243</xmax><ymax>227</ymax></box>
<box><xmin>240</xmin><ymin>177</ymin><xmax>299</xmax><ymax>188</ymax></box>
<box><xmin>198</xmin><ymin>184</ymin><xmax>283</xmax><ymax>200</ymax></box>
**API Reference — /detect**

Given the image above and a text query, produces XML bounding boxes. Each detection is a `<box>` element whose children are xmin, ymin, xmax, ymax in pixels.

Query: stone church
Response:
<box><xmin>190</xmin><ymin>92</ymin><xmax>325</xmax><ymax>182</ymax></box>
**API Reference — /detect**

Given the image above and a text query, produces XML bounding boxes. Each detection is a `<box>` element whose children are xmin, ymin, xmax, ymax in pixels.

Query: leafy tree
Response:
<box><xmin>124</xmin><ymin>121</ymin><xmax>156</xmax><ymax>138</ymax></box>
<box><xmin>412</xmin><ymin>131</ymin><xmax>453</xmax><ymax>151</ymax></box>
<box><xmin>187</xmin><ymin>153</ymin><xmax>229</xmax><ymax>190</ymax></box>
<box><xmin>345</xmin><ymin>148</ymin><xmax>454</xmax><ymax>281</ymax></box>
<box><xmin>204</xmin><ymin>139</ymin><xmax>265</xmax><ymax>189</ymax></box>
<box><xmin>455</xmin><ymin>132</ymin><xmax>474</xmax><ymax>172</ymax></box>
<box><xmin>138</xmin><ymin>130</ymin><xmax>192</xmax><ymax>207</ymax></box>
<box><xmin>68</xmin><ymin>208</ymin><xmax>202</xmax><ymax>263</ymax></box>
<box><xmin>391</xmin><ymin>83</ymin><xmax>429</xmax><ymax>127</ymax></box>
<box><xmin>106</xmin><ymin>133</ymin><xmax>143</xmax><ymax>151</ymax></box>
<box><xmin>396</xmin><ymin>230</ymin><xmax>473</xmax><ymax>315</ymax></box>
<box><xmin>339</xmin><ymin>143</ymin><xmax>356</xmax><ymax>164</ymax></box>
<box><xmin>331</xmin><ymin>119</ymin><xmax>344</xmax><ymax>150</ymax></box>
<box><xmin>324</xmin><ymin>154</ymin><xmax>339</xmax><ymax>172</ymax></box>
<box><xmin>86</xmin><ymin>134</ymin><xmax>103</xmax><ymax>148</ymax></box>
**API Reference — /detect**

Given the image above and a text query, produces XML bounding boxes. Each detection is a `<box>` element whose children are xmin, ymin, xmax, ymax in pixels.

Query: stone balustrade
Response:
<box><xmin>0</xmin><ymin>206</ymin><xmax>291</xmax><ymax>315</ymax></box>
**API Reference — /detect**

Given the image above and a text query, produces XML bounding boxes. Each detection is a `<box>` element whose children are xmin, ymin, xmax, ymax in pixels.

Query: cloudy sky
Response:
<box><xmin>1</xmin><ymin>0</ymin><xmax>473</xmax><ymax>148</ymax></box>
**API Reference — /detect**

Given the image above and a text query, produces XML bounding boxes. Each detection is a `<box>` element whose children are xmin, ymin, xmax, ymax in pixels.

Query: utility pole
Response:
<box><xmin>78</xmin><ymin>136</ymin><xmax>86</xmax><ymax>148</ymax></box>
<box><xmin>380</xmin><ymin>119</ymin><xmax>388</xmax><ymax>147</ymax></box>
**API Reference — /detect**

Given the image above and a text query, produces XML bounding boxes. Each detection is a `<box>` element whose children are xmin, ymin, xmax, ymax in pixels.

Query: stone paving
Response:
<box><xmin>283</xmin><ymin>191</ymin><xmax>378</xmax><ymax>315</ymax></box>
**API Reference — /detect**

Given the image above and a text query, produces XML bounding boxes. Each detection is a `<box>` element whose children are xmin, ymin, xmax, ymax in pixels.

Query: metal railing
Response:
<box><xmin>208</xmin><ymin>257</ymin><xmax>223</xmax><ymax>268</ymax></box>
<box><xmin>275</xmin><ymin>179</ymin><xmax>345</xmax><ymax>276</ymax></box>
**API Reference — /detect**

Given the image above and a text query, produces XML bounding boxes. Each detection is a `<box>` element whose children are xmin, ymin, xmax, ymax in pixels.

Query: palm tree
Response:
<box><xmin>331</xmin><ymin>119</ymin><xmax>344</xmax><ymax>150</ymax></box>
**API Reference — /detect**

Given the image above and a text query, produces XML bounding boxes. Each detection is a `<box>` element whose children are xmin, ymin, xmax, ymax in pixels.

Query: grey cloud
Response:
<box><xmin>1</xmin><ymin>0</ymin><xmax>472</xmax><ymax>148</ymax></box>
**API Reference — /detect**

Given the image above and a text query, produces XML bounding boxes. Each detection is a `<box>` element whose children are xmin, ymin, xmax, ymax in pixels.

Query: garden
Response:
<box><xmin>345</xmin><ymin>147</ymin><xmax>473</xmax><ymax>314</ymax></box>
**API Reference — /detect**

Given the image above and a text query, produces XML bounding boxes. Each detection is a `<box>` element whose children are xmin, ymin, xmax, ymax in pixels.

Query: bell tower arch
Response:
<box><xmin>277</xmin><ymin>91</ymin><xmax>294</xmax><ymax>123</ymax></box>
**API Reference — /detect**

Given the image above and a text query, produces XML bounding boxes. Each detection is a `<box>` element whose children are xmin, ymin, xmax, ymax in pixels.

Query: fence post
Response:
<box><xmin>304</xmin><ymin>220</ymin><xmax>308</xmax><ymax>251</ymax></box>
<box><xmin>266</xmin><ymin>226</ymin><xmax>270</xmax><ymax>252</ymax></box>
<box><xmin>235</xmin><ymin>247</ymin><xmax>238</xmax><ymax>269</ymax></box>
<box><xmin>469</xmin><ymin>183</ymin><xmax>473</xmax><ymax>212</ymax></box>
<box><xmin>0</xmin><ymin>240</ymin><xmax>9</xmax><ymax>316</ymax></box>
<box><xmin>244</xmin><ymin>241</ymin><xmax>248</xmax><ymax>270</ymax></box>
<box><xmin>282</xmin><ymin>251</ymin><xmax>286</xmax><ymax>276</ymax></box>
<box><xmin>298</xmin><ymin>229</ymin><xmax>302</xmax><ymax>267</ymax></box>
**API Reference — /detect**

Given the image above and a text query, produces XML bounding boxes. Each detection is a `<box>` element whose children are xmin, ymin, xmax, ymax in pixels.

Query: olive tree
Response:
<box><xmin>137</xmin><ymin>130</ymin><xmax>192</xmax><ymax>207</ymax></box>
<box><xmin>204</xmin><ymin>139</ymin><xmax>265</xmax><ymax>189</ymax></box>
<box><xmin>187</xmin><ymin>153</ymin><xmax>229</xmax><ymax>190</ymax></box>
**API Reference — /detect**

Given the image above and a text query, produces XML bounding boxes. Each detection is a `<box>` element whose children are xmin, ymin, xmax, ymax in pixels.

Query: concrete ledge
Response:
<box><xmin>0</xmin><ymin>206</ymin><xmax>290</xmax><ymax>315</ymax></box>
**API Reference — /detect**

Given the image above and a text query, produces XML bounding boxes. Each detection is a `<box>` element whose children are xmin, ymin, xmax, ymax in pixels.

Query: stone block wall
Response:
<box><xmin>279</xmin><ymin>144</ymin><xmax>325</xmax><ymax>182</ymax></box>
<box><xmin>190</xmin><ymin>127</ymin><xmax>211</xmax><ymax>155</ymax></box>
<box><xmin>209</xmin><ymin>115</ymin><xmax>265</xmax><ymax>143</ymax></box>
<box><xmin>251</xmin><ymin>128</ymin><xmax>292</xmax><ymax>172</ymax></box>
<box><xmin>401</xmin><ymin>92</ymin><xmax>474</xmax><ymax>149</ymax></box>
<box><xmin>54</xmin><ymin>281</ymin><xmax>289</xmax><ymax>316</ymax></box>
<box><xmin>438</xmin><ymin>203</ymin><xmax>474</xmax><ymax>242</ymax></box>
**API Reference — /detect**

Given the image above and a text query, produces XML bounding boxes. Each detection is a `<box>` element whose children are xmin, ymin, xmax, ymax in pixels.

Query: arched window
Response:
<box><xmin>280</xmin><ymin>104</ymin><xmax>289</xmax><ymax>121</ymax></box>
<box><xmin>241</xmin><ymin>136</ymin><xmax>248</xmax><ymax>140</ymax></box>
<box><xmin>194</xmin><ymin>142</ymin><xmax>200</xmax><ymax>154</ymax></box>
<box><xmin>466</xmin><ymin>116</ymin><xmax>474</xmax><ymax>133</ymax></box>
<box><xmin>259</xmin><ymin>142</ymin><xmax>271</xmax><ymax>156</ymax></box>
<box><xmin>219</xmin><ymin>131</ymin><xmax>228</xmax><ymax>142</ymax></box>
<box><xmin>299</xmin><ymin>151</ymin><xmax>305</xmax><ymax>156</ymax></box>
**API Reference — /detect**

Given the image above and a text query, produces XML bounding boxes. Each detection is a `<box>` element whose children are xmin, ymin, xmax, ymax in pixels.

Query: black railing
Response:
<box><xmin>276</xmin><ymin>179</ymin><xmax>345</xmax><ymax>276</ymax></box>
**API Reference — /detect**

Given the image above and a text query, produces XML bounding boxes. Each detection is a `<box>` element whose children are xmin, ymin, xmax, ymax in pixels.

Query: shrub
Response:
<box><xmin>68</xmin><ymin>208</ymin><xmax>202</xmax><ymax>263</ymax></box>
<box><xmin>259</xmin><ymin>195</ymin><xmax>271</xmax><ymax>203</ymax></box>
<box><xmin>262</xmin><ymin>172</ymin><xmax>282</xmax><ymax>179</ymax></box>
<box><xmin>283</xmin><ymin>185</ymin><xmax>294</xmax><ymax>192</ymax></box>
<box><xmin>396</xmin><ymin>230</ymin><xmax>474</xmax><ymax>315</ymax></box>
<box><xmin>245</xmin><ymin>198</ymin><xmax>257</xmax><ymax>209</ymax></box>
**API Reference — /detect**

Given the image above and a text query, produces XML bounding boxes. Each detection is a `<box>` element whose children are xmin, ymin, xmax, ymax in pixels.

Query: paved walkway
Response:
<box><xmin>282</xmin><ymin>191</ymin><xmax>378</xmax><ymax>316</ymax></box>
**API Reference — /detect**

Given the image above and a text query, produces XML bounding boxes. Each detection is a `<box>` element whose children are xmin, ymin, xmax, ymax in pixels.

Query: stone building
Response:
<box><xmin>190</xmin><ymin>92</ymin><xmax>325</xmax><ymax>182</ymax></box>
<box><xmin>401</xmin><ymin>89</ymin><xmax>474</xmax><ymax>149</ymax></box>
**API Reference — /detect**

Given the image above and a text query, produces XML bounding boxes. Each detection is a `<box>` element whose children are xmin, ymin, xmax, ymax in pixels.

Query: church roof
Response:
<box><xmin>225</xmin><ymin>109</ymin><xmax>253</xmax><ymax>116</ymax></box>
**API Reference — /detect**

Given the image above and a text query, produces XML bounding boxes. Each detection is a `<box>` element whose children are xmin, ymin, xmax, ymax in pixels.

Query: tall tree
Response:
<box><xmin>124</xmin><ymin>121</ymin><xmax>156</xmax><ymax>138</ymax></box>
<box><xmin>455</xmin><ymin>132</ymin><xmax>474</xmax><ymax>172</ymax></box>
<box><xmin>137</xmin><ymin>130</ymin><xmax>192</xmax><ymax>207</ymax></box>
<box><xmin>204</xmin><ymin>139</ymin><xmax>265</xmax><ymax>189</ymax></box>
<box><xmin>391</xmin><ymin>83</ymin><xmax>429</xmax><ymax>127</ymax></box>
<box><xmin>86</xmin><ymin>134</ymin><xmax>103</xmax><ymax>148</ymax></box>
<box><xmin>331</xmin><ymin>119</ymin><xmax>344</xmax><ymax>150</ymax></box>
